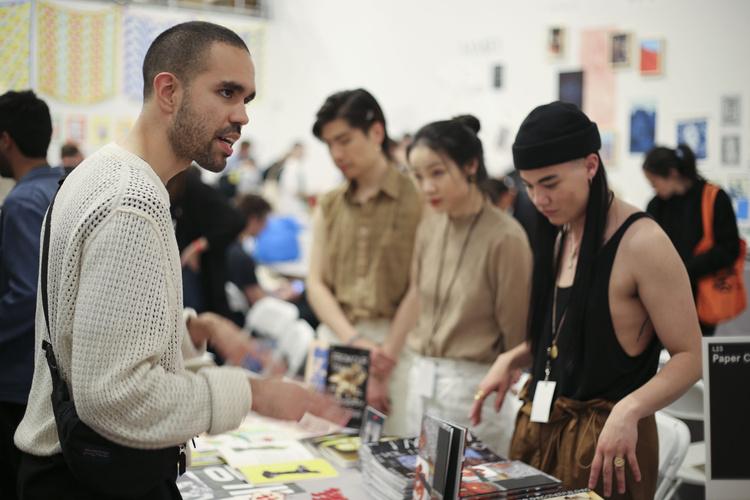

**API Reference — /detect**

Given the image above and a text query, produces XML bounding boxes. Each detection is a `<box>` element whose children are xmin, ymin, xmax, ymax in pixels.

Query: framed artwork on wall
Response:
<box><xmin>677</xmin><ymin>118</ymin><xmax>708</xmax><ymax>160</ymax></box>
<box><xmin>558</xmin><ymin>70</ymin><xmax>584</xmax><ymax>109</ymax></box>
<box><xmin>610</xmin><ymin>32</ymin><xmax>632</xmax><ymax>67</ymax></box>
<box><xmin>548</xmin><ymin>26</ymin><xmax>566</xmax><ymax>59</ymax></box>
<box><xmin>629</xmin><ymin>103</ymin><xmax>656</xmax><ymax>153</ymax></box>
<box><xmin>640</xmin><ymin>39</ymin><xmax>664</xmax><ymax>75</ymax></box>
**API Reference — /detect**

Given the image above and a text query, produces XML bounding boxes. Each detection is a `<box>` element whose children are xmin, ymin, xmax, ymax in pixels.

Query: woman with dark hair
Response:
<box><xmin>381</xmin><ymin>115</ymin><xmax>532</xmax><ymax>454</ymax></box>
<box><xmin>469</xmin><ymin>102</ymin><xmax>702</xmax><ymax>499</ymax></box>
<box><xmin>643</xmin><ymin>144</ymin><xmax>741</xmax><ymax>336</ymax></box>
<box><xmin>306</xmin><ymin>89</ymin><xmax>422</xmax><ymax>436</ymax></box>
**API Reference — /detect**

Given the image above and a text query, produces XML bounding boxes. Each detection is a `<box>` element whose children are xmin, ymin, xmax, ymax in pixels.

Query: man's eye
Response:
<box><xmin>219</xmin><ymin>89</ymin><xmax>233</xmax><ymax>98</ymax></box>
<box><xmin>541</xmin><ymin>183</ymin><xmax>558</xmax><ymax>189</ymax></box>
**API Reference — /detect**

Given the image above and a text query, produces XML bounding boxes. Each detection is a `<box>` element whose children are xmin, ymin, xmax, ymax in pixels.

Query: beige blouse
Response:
<box><xmin>319</xmin><ymin>166</ymin><xmax>422</xmax><ymax>322</ymax></box>
<box><xmin>407</xmin><ymin>201</ymin><xmax>532</xmax><ymax>364</ymax></box>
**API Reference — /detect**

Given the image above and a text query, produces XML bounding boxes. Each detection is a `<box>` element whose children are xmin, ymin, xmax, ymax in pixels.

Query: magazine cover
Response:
<box><xmin>176</xmin><ymin>463</ymin><xmax>304</xmax><ymax>499</ymax></box>
<box><xmin>361</xmin><ymin>405</ymin><xmax>387</xmax><ymax>443</ymax></box>
<box><xmin>326</xmin><ymin>345</ymin><xmax>370</xmax><ymax>429</ymax></box>
<box><xmin>367</xmin><ymin>437</ymin><xmax>419</xmax><ymax>479</ymax></box>
<box><xmin>462</xmin><ymin>431</ymin><xmax>504</xmax><ymax>467</ymax></box>
<box><xmin>459</xmin><ymin>460</ymin><xmax>561</xmax><ymax>498</ymax></box>
<box><xmin>301</xmin><ymin>433</ymin><xmax>362</xmax><ymax>468</ymax></box>
<box><xmin>239</xmin><ymin>458</ymin><xmax>339</xmax><ymax>485</ymax></box>
<box><xmin>413</xmin><ymin>415</ymin><xmax>466</xmax><ymax>500</ymax></box>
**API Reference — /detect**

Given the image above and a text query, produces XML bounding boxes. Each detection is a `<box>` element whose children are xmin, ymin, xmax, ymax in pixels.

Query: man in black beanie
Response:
<box><xmin>470</xmin><ymin>102</ymin><xmax>702</xmax><ymax>499</ymax></box>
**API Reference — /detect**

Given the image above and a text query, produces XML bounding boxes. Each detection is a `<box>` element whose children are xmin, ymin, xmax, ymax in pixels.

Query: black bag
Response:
<box><xmin>39</xmin><ymin>179</ymin><xmax>185</xmax><ymax>498</ymax></box>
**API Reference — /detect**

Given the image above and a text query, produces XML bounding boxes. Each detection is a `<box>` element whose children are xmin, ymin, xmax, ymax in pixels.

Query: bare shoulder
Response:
<box><xmin>621</xmin><ymin>218</ymin><xmax>672</xmax><ymax>256</ymax></box>
<box><xmin>614</xmin><ymin>201</ymin><xmax>682</xmax><ymax>279</ymax></box>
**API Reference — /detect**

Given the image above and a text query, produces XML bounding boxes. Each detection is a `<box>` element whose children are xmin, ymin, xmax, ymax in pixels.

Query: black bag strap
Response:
<box><xmin>41</xmin><ymin>176</ymin><xmax>66</xmax><ymax>369</ymax></box>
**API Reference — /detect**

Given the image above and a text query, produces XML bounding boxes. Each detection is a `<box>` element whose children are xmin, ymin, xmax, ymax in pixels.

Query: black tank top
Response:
<box><xmin>530</xmin><ymin>212</ymin><xmax>661</xmax><ymax>402</ymax></box>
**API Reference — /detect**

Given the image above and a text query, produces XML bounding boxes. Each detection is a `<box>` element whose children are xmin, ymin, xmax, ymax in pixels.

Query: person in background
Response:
<box><xmin>219</xmin><ymin>140</ymin><xmax>260</xmax><ymax>198</ymax></box>
<box><xmin>227</xmin><ymin>193</ymin><xmax>317</xmax><ymax>327</ymax></box>
<box><xmin>643</xmin><ymin>144</ymin><xmax>741</xmax><ymax>336</ymax></box>
<box><xmin>307</xmin><ymin>89</ymin><xmax>422</xmax><ymax>436</ymax></box>
<box><xmin>169</xmin><ymin>165</ymin><xmax>245</xmax><ymax>319</ymax></box>
<box><xmin>276</xmin><ymin>142</ymin><xmax>310</xmax><ymax>217</ymax></box>
<box><xmin>0</xmin><ymin>90</ymin><xmax>62</xmax><ymax>500</ymax></box>
<box><xmin>59</xmin><ymin>141</ymin><xmax>84</xmax><ymax>173</ymax></box>
<box><xmin>485</xmin><ymin>176</ymin><xmax>518</xmax><ymax>212</ymax></box>
<box><xmin>471</xmin><ymin>102</ymin><xmax>702</xmax><ymax>499</ymax></box>
<box><xmin>382</xmin><ymin>115</ymin><xmax>532</xmax><ymax>455</ymax></box>
<box><xmin>391</xmin><ymin>132</ymin><xmax>413</xmax><ymax>171</ymax></box>
<box><xmin>14</xmin><ymin>22</ymin><xmax>347</xmax><ymax>499</ymax></box>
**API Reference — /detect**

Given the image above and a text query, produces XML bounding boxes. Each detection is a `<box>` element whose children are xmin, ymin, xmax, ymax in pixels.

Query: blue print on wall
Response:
<box><xmin>677</xmin><ymin>119</ymin><xmax>708</xmax><ymax>160</ymax></box>
<box><xmin>629</xmin><ymin>105</ymin><xmax>656</xmax><ymax>153</ymax></box>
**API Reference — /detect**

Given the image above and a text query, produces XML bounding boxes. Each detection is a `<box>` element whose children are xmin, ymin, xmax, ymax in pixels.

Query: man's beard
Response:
<box><xmin>168</xmin><ymin>93</ymin><xmax>225</xmax><ymax>173</ymax></box>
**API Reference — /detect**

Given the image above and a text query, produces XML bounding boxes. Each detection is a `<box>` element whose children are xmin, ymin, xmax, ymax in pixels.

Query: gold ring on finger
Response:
<box><xmin>474</xmin><ymin>389</ymin><xmax>485</xmax><ymax>401</ymax></box>
<box><xmin>613</xmin><ymin>456</ymin><xmax>626</xmax><ymax>468</ymax></box>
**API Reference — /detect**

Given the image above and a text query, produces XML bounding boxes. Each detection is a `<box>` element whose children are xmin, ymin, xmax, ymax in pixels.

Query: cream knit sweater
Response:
<box><xmin>15</xmin><ymin>143</ymin><xmax>251</xmax><ymax>455</ymax></box>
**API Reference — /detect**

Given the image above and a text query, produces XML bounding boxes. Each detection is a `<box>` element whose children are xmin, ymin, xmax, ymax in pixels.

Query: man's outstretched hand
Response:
<box><xmin>249</xmin><ymin>377</ymin><xmax>351</xmax><ymax>427</ymax></box>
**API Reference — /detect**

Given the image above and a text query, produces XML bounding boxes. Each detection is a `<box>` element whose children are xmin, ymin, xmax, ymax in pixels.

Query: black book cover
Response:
<box><xmin>326</xmin><ymin>345</ymin><xmax>370</xmax><ymax>429</ymax></box>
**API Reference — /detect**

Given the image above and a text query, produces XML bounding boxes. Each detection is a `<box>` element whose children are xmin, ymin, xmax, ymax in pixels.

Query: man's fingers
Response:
<box><xmin>469</xmin><ymin>399</ymin><xmax>482</xmax><ymax>426</ymax></box>
<box><xmin>494</xmin><ymin>390</ymin><xmax>506</xmax><ymax>413</ymax></box>
<box><xmin>310</xmin><ymin>391</ymin><xmax>350</xmax><ymax>426</ymax></box>
<box><xmin>588</xmin><ymin>452</ymin><xmax>602</xmax><ymax>490</ymax></box>
<box><xmin>628</xmin><ymin>450</ymin><xmax>641</xmax><ymax>483</ymax></box>
<box><xmin>601</xmin><ymin>455</ymin><xmax>613</xmax><ymax>498</ymax></box>
<box><xmin>614</xmin><ymin>454</ymin><xmax>627</xmax><ymax>495</ymax></box>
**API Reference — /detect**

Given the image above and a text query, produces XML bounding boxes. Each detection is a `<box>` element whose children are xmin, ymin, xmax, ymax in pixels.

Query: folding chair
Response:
<box><xmin>655</xmin><ymin>411</ymin><xmax>691</xmax><ymax>500</ymax></box>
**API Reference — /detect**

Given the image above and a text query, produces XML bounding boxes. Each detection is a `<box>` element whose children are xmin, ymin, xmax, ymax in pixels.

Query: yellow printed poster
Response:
<box><xmin>36</xmin><ymin>1</ymin><xmax>119</xmax><ymax>104</ymax></box>
<box><xmin>239</xmin><ymin>458</ymin><xmax>338</xmax><ymax>485</ymax></box>
<box><xmin>0</xmin><ymin>1</ymin><xmax>31</xmax><ymax>92</ymax></box>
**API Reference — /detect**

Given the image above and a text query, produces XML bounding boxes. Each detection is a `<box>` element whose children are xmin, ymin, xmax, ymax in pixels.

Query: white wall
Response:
<box><xmin>21</xmin><ymin>0</ymin><xmax>750</xmax><ymax>208</ymax></box>
<box><xmin>250</xmin><ymin>0</ymin><xmax>750</xmax><ymax>208</ymax></box>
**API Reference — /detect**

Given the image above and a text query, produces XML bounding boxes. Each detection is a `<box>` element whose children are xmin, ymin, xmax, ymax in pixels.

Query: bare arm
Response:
<box><xmin>243</xmin><ymin>284</ymin><xmax>267</xmax><ymax>306</ymax></box>
<box><xmin>589</xmin><ymin>219</ymin><xmax>702</xmax><ymax>496</ymax></box>
<box><xmin>382</xmin><ymin>273</ymin><xmax>420</xmax><ymax>360</ymax></box>
<box><xmin>469</xmin><ymin>341</ymin><xmax>533</xmax><ymax>425</ymax></box>
<box><xmin>617</xmin><ymin>221</ymin><xmax>702</xmax><ymax>421</ymax></box>
<box><xmin>305</xmin><ymin>206</ymin><xmax>358</xmax><ymax>343</ymax></box>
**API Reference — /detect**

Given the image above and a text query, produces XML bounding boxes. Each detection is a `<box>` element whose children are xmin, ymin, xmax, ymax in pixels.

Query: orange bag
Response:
<box><xmin>694</xmin><ymin>183</ymin><xmax>747</xmax><ymax>325</ymax></box>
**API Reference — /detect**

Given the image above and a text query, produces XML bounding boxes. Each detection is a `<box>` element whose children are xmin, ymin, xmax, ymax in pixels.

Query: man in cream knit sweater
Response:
<box><xmin>14</xmin><ymin>21</ymin><xmax>347</xmax><ymax>499</ymax></box>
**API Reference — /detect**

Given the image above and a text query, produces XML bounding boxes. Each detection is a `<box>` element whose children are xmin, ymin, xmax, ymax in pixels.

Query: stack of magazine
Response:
<box><xmin>459</xmin><ymin>460</ymin><xmax>562</xmax><ymax>498</ymax></box>
<box><xmin>300</xmin><ymin>433</ymin><xmax>361</xmax><ymax>469</ymax></box>
<box><xmin>358</xmin><ymin>427</ymin><xmax>509</xmax><ymax>499</ymax></box>
<box><xmin>359</xmin><ymin>437</ymin><xmax>420</xmax><ymax>499</ymax></box>
<box><xmin>412</xmin><ymin>413</ymin><xmax>564</xmax><ymax>500</ymax></box>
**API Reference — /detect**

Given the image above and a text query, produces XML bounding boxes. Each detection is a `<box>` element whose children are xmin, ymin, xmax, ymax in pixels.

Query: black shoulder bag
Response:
<box><xmin>39</xmin><ymin>181</ymin><xmax>185</xmax><ymax>498</ymax></box>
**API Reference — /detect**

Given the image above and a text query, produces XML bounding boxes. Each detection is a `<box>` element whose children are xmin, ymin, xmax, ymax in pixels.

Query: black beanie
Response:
<box><xmin>512</xmin><ymin>101</ymin><xmax>601</xmax><ymax>170</ymax></box>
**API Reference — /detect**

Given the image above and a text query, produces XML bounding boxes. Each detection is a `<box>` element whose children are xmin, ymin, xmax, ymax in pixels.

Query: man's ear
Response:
<box><xmin>0</xmin><ymin>131</ymin><xmax>13</xmax><ymax>151</ymax></box>
<box><xmin>367</xmin><ymin>121</ymin><xmax>385</xmax><ymax>148</ymax></box>
<box><xmin>151</xmin><ymin>72</ymin><xmax>181</xmax><ymax>114</ymax></box>
<box><xmin>584</xmin><ymin>152</ymin><xmax>600</xmax><ymax>181</ymax></box>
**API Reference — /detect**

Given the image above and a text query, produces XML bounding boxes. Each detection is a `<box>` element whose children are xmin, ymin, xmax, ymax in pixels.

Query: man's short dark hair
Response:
<box><xmin>0</xmin><ymin>90</ymin><xmax>52</xmax><ymax>158</ymax></box>
<box><xmin>235</xmin><ymin>194</ymin><xmax>271</xmax><ymax>221</ymax></box>
<box><xmin>312</xmin><ymin>88</ymin><xmax>394</xmax><ymax>158</ymax></box>
<box><xmin>142</xmin><ymin>21</ymin><xmax>249</xmax><ymax>100</ymax></box>
<box><xmin>60</xmin><ymin>142</ymin><xmax>81</xmax><ymax>159</ymax></box>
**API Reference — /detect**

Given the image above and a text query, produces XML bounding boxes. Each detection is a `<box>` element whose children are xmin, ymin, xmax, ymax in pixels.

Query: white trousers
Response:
<box><xmin>404</xmin><ymin>354</ymin><xmax>521</xmax><ymax>457</ymax></box>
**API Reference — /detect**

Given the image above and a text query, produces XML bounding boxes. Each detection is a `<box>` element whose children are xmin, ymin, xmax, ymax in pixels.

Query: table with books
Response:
<box><xmin>178</xmin><ymin>410</ymin><xmax>603</xmax><ymax>500</ymax></box>
<box><xmin>178</xmin><ymin>343</ymin><xmax>604</xmax><ymax>499</ymax></box>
